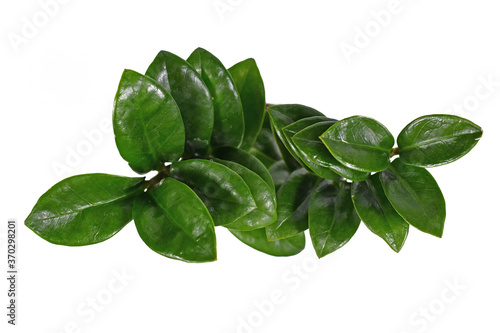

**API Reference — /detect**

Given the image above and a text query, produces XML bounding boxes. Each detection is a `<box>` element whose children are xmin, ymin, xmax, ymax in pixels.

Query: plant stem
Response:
<box><xmin>143</xmin><ymin>164</ymin><xmax>171</xmax><ymax>191</ymax></box>
<box><xmin>389</xmin><ymin>147</ymin><xmax>400</xmax><ymax>158</ymax></box>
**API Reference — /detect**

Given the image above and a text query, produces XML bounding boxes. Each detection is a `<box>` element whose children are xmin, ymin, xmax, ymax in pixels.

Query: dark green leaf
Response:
<box><xmin>230</xmin><ymin>228</ymin><xmax>305</xmax><ymax>257</ymax></box>
<box><xmin>379</xmin><ymin>158</ymin><xmax>446</xmax><ymax>237</ymax></box>
<box><xmin>351</xmin><ymin>174</ymin><xmax>409</xmax><ymax>252</ymax></box>
<box><xmin>25</xmin><ymin>174</ymin><xmax>144</xmax><ymax>246</ymax></box>
<box><xmin>133</xmin><ymin>178</ymin><xmax>216</xmax><ymax>263</ymax></box>
<box><xmin>309</xmin><ymin>179</ymin><xmax>361</xmax><ymax>258</ymax></box>
<box><xmin>212</xmin><ymin>158</ymin><xmax>276</xmax><ymax>231</ymax></box>
<box><xmin>321</xmin><ymin>116</ymin><xmax>394</xmax><ymax>172</ymax></box>
<box><xmin>212</xmin><ymin>146</ymin><xmax>275</xmax><ymax>192</ymax></box>
<box><xmin>229</xmin><ymin>58</ymin><xmax>266</xmax><ymax>151</ymax></box>
<box><xmin>397</xmin><ymin>114</ymin><xmax>482</xmax><ymax>167</ymax></box>
<box><xmin>266</xmin><ymin>169</ymin><xmax>319</xmax><ymax>240</ymax></box>
<box><xmin>170</xmin><ymin>159</ymin><xmax>256</xmax><ymax>226</ymax></box>
<box><xmin>187</xmin><ymin>48</ymin><xmax>244</xmax><ymax>148</ymax></box>
<box><xmin>113</xmin><ymin>70</ymin><xmax>185</xmax><ymax>174</ymax></box>
<box><xmin>283</xmin><ymin>118</ymin><xmax>343</xmax><ymax>181</ymax></box>
<box><xmin>292</xmin><ymin>122</ymin><xmax>370</xmax><ymax>181</ymax></box>
<box><xmin>145</xmin><ymin>51</ymin><xmax>214</xmax><ymax>157</ymax></box>
<box><xmin>250</xmin><ymin>127</ymin><xmax>282</xmax><ymax>168</ymax></box>
<box><xmin>268</xmin><ymin>104</ymin><xmax>325</xmax><ymax>171</ymax></box>
<box><xmin>268</xmin><ymin>160</ymin><xmax>290</xmax><ymax>191</ymax></box>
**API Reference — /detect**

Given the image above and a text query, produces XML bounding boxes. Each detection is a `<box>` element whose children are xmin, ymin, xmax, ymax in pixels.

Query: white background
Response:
<box><xmin>1</xmin><ymin>0</ymin><xmax>499</xmax><ymax>332</ymax></box>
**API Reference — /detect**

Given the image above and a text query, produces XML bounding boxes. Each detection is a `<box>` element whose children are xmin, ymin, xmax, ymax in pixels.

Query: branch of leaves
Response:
<box><xmin>25</xmin><ymin>48</ymin><xmax>280</xmax><ymax>263</ymax></box>
<box><xmin>259</xmin><ymin>104</ymin><xmax>482</xmax><ymax>257</ymax></box>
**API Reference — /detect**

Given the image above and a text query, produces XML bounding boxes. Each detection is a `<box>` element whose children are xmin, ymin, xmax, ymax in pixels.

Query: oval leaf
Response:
<box><xmin>250</xmin><ymin>128</ymin><xmax>282</xmax><ymax>168</ymax></box>
<box><xmin>268</xmin><ymin>160</ymin><xmax>290</xmax><ymax>191</ymax></box>
<box><xmin>266</xmin><ymin>169</ymin><xmax>319</xmax><ymax>241</ymax></box>
<box><xmin>212</xmin><ymin>158</ymin><xmax>277</xmax><ymax>231</ymax></box>
<box><xmin>170</xmin><ymin>159</ymin><xmax>256</xmax><ymax>226</ymax></box>
<box><xmin>309</xmin><ymin>179</ymin><xmax>361</xmax><ymax>258</ymax></box>
<box><xmin>321</xmin><ymin>116</ymin><xmax>394</xmax><ymax>172</ymax></box>
<box><xmin>113</xmin><ymin>70</ymin><xmax>186</xmax><ymax>174</ymax></box>
<box><xmin>25</xmin><ymin>174</ymin><xmax>144</xmax><ymax>246</ymax></box>
<box><xmin>351</xmin><ymin>174</ymin><xmax>409</xmax><ymax>252</ymax></box>
<box><xmin>228</xmin><ymin>58</ymin><xmax>266</xmax><ymax>151</ymax></box>
<box><xmin>397</xmin><ymin>114</ymin><xmax>482</xmax><ymax>167</ymax></box>
<box><xmin>292</xmin><ymin>122</ymin><xmax>370</xmax><ymax>181</ymax></box>
<box><xmin>133</xmin><ymin>178</ymin><xmax>216</xmax><ymax>263</ymax></box>
<box><xmin>187</xmin><ymin>48</ymin><xmax>244</xmax><ymax>148</ymax></box>
<box><xmin>145</xmin><ymin>51</ymin><xmax>214</xmax><ymax>157</ymax></box>
<box><xmin>268</xmin><ymin>104</ymin><xmax>325</xmax><ymax>171</ymax></box>
<box><xmin>379</xmin><ymin>158</ymin><xmax>446</xmax><ymax>237</ymax></box>
<box><xmin>230</xmin><ymin>228</ymin><xmax>305</xmax><ymax>257</ymax></box>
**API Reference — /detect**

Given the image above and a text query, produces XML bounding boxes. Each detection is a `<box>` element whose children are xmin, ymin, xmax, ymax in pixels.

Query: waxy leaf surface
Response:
<box><xmin>26</xmin><ymin>174</ymin><xmax>144</xmax><ymax>246</ymax></box>
<box><xmin>321</xmin><ymin>116</ymin><xmax>394</xmax><ymax>172</ymax></box>
<box><xmin>379</xmin><ymin>159</ymin><xmax>446</xmax><ymax>237</ymax></box>
<box><xmin>170</xmin><ymin>159</ymin><xmax>256</xmax><ymax>226</ymax></box>
<box><xmin>187</xmin><ymin>48</ymin><xmax>244</xmax><ymax>148</ymax></box>
<box><xmin>133</xmin><ymin>178</ymin><xmax>216</xmax><ymax>263</ymax></box>
<box><xmin>309</xmin><ymin>180</ymin><xmax>361</xmax><ymax>258</ymax></box>
<box><xmin>145</xmin><ymin>51</ymin><xmax>214</xmax><ymax>157</ymax></box>
<box><xmin>230</xmin><ymin>228</ymin><xmax>305</xmax><ymax>257</ymax></box>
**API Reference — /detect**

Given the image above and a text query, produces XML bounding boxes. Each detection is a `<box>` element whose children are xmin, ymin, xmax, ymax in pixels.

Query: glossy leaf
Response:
<box><xmin>309</xmin><ymin>179</ymin><xmax>361</xmax><ymax>258</ymax></box>
<box><xmin>268</xmin><ymin>160</ymin><xmax>290</xmax><ymax>191</ymax></box>
<box><xmin>230</xmin><ymin>228</ymin><xmax>305</xmax><ymax>257</ymax></box>
<box><xmin>250</xmin><ymin>127</ymin><xmax>282</xmax><ymax>168</ymax></box>
<box><xmin>266</xmin><ymin>169</ymin><xmax>319</xmax><ymax>241</ymax></box>
<box><xmin>268</xmin><ymin>104</ymin><xmax>325</xmax><ymax>171</ymax></box>
<box><xmin>321</xmin><ymin>116</ymin><xmax>394</xmax><ymax>172</ymax></box>
<box><xmin>170</xmin><ymin>159</ymin><xmax>256</xmax><ymax>226</ymax></box>
<box><xmin>380</xmin><ymin>158</ymin><xmax>446</xmax><ymax>237</ymax></box>
<box><xmin>283</xmin><ymin>118</ymin><xmax>343</xmax><ymax>180</ymax></box>
<box><xmin>145</xmin><ymin>51</ymin><xmax>214</xmax><ymax>157</ymax></box>
<box><xmin>229</xmin><ymin>58</ymin><xmax>266</xmax><ymax>151</ymax></box>
<box><xmin>212</xmin><ymin>158</ymin><xmax>276</xmax><ymax>231</ymax></box>
<box><xmin>25</xmin><ymin>174</ymin><xmax>144</xmax><ymax>246</ymax></box>
<box><xmin>113</xmin><ymin>70</ymin><xmax>185</xmax><ymax>174</ymax></box>
<box><xmin>187</xmin><ymin>48</ymin><xmax>244</xmax><ymax>148</ymax></box>
<box><xmin>292</xmin><ymin>122</ymin><xmax>370</xmax><ymax>181</ymax></box>
<box><xmin>133</xmin><ymin>178</ymin><xmax>216</xmax><ymax>263</ymax></box>
<box><xmin>352</xmin><ymin>174</ymin><xmax>409</xmax><ymax>252</ymax></box>
<box><xmin>212</xmin><ymin>146</ymin><xmax>274</xmax><ymax>192</ymax></box>
<box><xmin>397</xmin><ymin>114</ymin><xmax>482</xmax><ymax>167</ymax></box>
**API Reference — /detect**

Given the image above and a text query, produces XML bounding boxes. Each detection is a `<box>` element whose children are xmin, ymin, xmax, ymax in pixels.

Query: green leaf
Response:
<box><xmin>268</xmin><ymin>104</ymin><xmax>325</xmax><ymax>171</ymax></box>
<box><xmin>250</xmin><ymin>126</ymin><xmax>282</xmax><ymax>168</ymax></box>
<box><xmin>113</xmin><ymin>70</ymin><xmax>186</xmax><ymax>174</ymax></box>
<box><xmin>321</xmin><ymin>116</ymin><xmax>394</xmax><ymax>172</ymax></box>
<box><xmin>170</xmin><ymin>159</ymin><xmax>256</xmax><ymax>226</ymax></box>
<box><xmin>25</xmin><ymin>174</ymin><xmax>144</xmax><ymax>246</ymax></box>
<box><xmin>309</xmin><ymin>179</ymin><xmax>361</xmax><ymax>258</ymax></box>
<box><xmin>266</xmin><ymin>169</ymin><xmax>319</xmax><ymax>241</ymax></box>
<box><xmin>228</xmin><ymin>58</ymin><xmax>266</xmax><ymax>151</ymax></box>
<box><xmin>351</xmin><ymin>174</ymin><xmax>409</xmax><ymax>252</ymax></box>
<box><xmin>292</xmin><ymin>122</ymin><xmax>370</xmax><ymax>181</ymax></box>
<box><xmin>211</xmin><ymin>158</ymin><xmax>277</xmax><ymax>231</ymax></box>
<box><xmin>145</xmin><ymin>51</ymin><xmax>214</xmax><ymax>157</ymax></box>
<box><xmin>187</xmin><ymin>48</ymin><xmax>244</xmax><ymax>148</ymax></box>
<box><xmin>379</xmin><ymin>158</ymin><xmax>446</xmax><ymax>237</ymax></box>
<box><xmin>212</xmin><ymin>146</ymin><xmax>275</xmax><ymax>192</ymax></box>
<box><xmin>397</xmin><ymin>114</ymin><xmax>482</xmax><ymax>167</ymax></box>
<box><xmin>230</xmin><ymin>228</ymin><xmax>305</xmax><ymax>257</ymax></box>
<box><xmin>283</xmin><ymin>118</ymin><xmax>343</xmax><ymax>181</ymax></box>
<box><xmin>133</xmin><ymin>178</ymin><xmax>216</xmax><ymax>263</ymax></box>
<box><xmin>268</xmin><ymin>160</ymin><xmax>290</xmax><ymax>191</ymax></box>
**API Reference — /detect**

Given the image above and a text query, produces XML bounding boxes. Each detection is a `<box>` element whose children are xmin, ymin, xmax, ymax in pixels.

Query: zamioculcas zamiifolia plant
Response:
<box><xmin>25</xmin><ymin>48</ymin><xmax>483</xmax><ymax>262</ymax></box>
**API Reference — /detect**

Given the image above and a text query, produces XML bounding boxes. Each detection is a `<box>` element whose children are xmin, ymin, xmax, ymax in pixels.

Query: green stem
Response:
<box><xmin>143</xmin><ymin>165</ymin><xmax>171</xmax><ymax>191</ymax></box>
<box><xmin>390</xmin><ymin>147</ymin><xmax>400</xmax><ymax>158</ymax></box>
